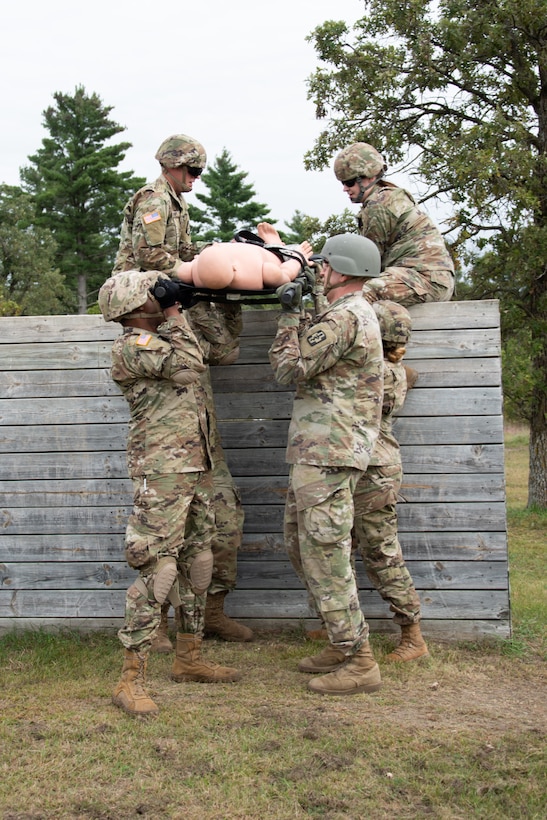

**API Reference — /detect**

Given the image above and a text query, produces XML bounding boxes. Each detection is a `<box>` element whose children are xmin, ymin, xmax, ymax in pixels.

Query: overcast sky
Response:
<box><xmin>2</xmin><ymin>0</ymin><xmax>441</xmax><ymax>231</ymax></box>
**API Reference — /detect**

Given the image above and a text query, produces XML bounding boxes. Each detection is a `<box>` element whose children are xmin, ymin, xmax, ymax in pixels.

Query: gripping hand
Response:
<box><xmin>150</xmin><ymin>278</ymin><xmax>181</xmax><ymax>310</ymax></box>
<box><xmin>276</xmin><ymin>281</ymin><xmax>303</xmax><ymax>313</ymax></box>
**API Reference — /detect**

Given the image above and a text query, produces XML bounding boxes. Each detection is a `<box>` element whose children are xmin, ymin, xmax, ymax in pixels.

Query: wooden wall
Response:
<box><xmin>0</xmin><ymin>300</ymin><xmax>510</xmax><ymax>640</ymax></box>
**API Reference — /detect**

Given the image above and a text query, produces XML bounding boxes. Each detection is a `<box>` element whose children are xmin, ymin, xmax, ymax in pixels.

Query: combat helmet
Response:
<box><xmin>98</xmin><ymin>270</ymin><xmax>163</xmax><ymax>322</ymax></box>
<box><xmin>373</xmin><ymin>301</ymin><xmax>412</xmax><ymax>345</ymax></box>
<box><xmin>334</xmin><ymin>142</ymin><xmax>386</xmax><ymax>182</ymax></box>
<box><xmin>155</xmin><ymin>134</ymin><xmax>207</xmax><ymax>169</ymax></box>
<box><xmin>319</xmin><ymin>234</ymin><xmax>381</xmax><ymax>278</ymax></box>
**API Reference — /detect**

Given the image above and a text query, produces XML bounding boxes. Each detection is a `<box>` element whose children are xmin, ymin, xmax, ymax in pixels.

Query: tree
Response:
<box><xmin>283</xmin><ymin>208</ymin><xmax>357</xmax><ymax>248</ymax></box>
<box><xmin>20</xmin><ymin>86</ymin><xmax>145</xmax><ymax>313</ymax></box>
<box><xmin>305</xmin><ymin>0</ymin><xmax>547</xmax><ymax>508</ymax></box>
<box><xmin>189</xmin><ymin>149</ymin><xmax>274</xmax><ymax>241</ymax></box>
<box><xmin>0</xmin><ymin>185</ymin><xmax>67</xmax><ymax>316</ymax></box>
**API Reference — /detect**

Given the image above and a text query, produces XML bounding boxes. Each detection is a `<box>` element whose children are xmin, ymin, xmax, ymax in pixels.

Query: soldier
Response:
<box><xmin>98</xmin><ymin>271</ymin><xmax>241</xmax><ymax>717</ymax></box>
<box><xmin>112</xmin><ymin>134</ymin><xmax>252</xmax><ymax>646</ymax></box>
<box><xmin>269</xmin><ymin>234</ymin><xmax>385</xmax><ymax>696</ymax></box>
<box><xmin>333</xmin><ymin>142</ymin><xmax>455</xmax><ymax>306</ymax></box>
<box><xmin>353</xmin><ymin>301</ymin><xmax>429</xmax><ymax>662</ymax></box>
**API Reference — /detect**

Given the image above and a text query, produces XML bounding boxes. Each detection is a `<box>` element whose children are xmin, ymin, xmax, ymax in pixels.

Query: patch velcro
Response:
<box><xmin>300</xmin><ymin>322</ymin><xmax>336</xmax><ymax>357</ymax></box>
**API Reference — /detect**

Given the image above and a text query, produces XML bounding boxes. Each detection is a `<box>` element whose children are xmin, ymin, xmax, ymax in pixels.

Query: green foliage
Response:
<box><xmin>189</xmin><ymin>148</ymin><xmax>274</xmax><ymax>241</ymax></box>
<box><xmin>20</xmin><ymin>86</ymin><xmax>145</xmax><ymax>313</ymax></box>
<box><xmin>283</xmin><ymin>208</ymin><xmax>357</xmax><ymax>249</ymax></box>
<box><xmin>0</xmin><ymin>184</ymin><xmax>68</xmax><ymax>315</ymax></box>
<box><xmin>305</xmin><ymin>0</ymin><xmax>547</xmax><ymax>507</ymax></box>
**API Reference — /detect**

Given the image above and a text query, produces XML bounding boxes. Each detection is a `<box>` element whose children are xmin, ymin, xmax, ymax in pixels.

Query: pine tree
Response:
<box><xmin>0</xmin><ymin>185</ymin><xmax>67</xmax><ymax>316</ymax></box>
<box><xmin>20</xmin><ymin>86</ymin><xmax>145</xmax><ymax>313</ymax></box>
<box><xmin>189</xmin><ymin>149</ymin><xmax>274</xmax><ymax>242</ymax></box>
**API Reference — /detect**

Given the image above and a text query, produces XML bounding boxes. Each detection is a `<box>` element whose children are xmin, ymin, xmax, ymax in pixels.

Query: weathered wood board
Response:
<box><xmin>0</xmin><ymin>300</ymin><xmax>510</xmax><ymax>638</ymax></box>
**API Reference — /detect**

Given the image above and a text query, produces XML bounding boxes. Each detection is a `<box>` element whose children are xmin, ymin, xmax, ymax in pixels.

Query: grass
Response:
<box><xmin>0</xmin><ymin>427</ymin><xmax>545</xmax><ymax>820</ymax></box>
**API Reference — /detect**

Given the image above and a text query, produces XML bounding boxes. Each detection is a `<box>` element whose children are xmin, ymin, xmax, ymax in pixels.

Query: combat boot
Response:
<box><xmin>112</xmin><ymin>649</ymin><xmax>159</xmax><ymax>716</ymax></box>
<box><xmin>298</xmin><ymin>644</ymin><xmax>348</xmax><ymax>673</ymax></box>
<box><xmin>171</xmin><ymin>633</ymin><xmax>241</xmax><ymax>683</ymax></box>
<box><xmin>307</xmin><ymin>641</ymin><xmax>382</xmax><ymax>696</ymax></box>
<box><xmin>204</xmin><ymin>591</ymin><xmax>254</xmax><ymax>642</ymax></box>
<box><xmin>150</xmin><ymin>603</ymin><xmax>174</xmax><ymax>654</ymax></box>
<box><xmin>386</xmin><ymin>623</ymin><xmax>429</xmax><ymax>662</ymax></box>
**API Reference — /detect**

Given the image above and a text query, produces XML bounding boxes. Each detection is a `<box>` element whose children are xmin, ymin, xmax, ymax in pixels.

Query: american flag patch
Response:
<box><xmin>136</xmin><ymin>333</ymin><xmax>152</xmax><ymax>346</ymax></box>
<box><xmin>143</xmin><ymin>211</ymin><xmax>161</xmax><ymax>224</ymax></box>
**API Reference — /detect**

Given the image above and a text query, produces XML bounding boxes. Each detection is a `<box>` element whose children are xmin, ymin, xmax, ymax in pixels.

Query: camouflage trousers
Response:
<box><xmin>208</xmin><ymin>456</ymin><xmax>245</xmax><ymax>595</ymax></box>
<box><xmin>363</xmin><ymin>266</ymin><xmax>454</xmax><ymax>307</ymax></box>
<box><xmin>353</xmin><ymin>464</ymin><xmax>421</xmax><ymax>625</ymax></box>
<box><xmin>284</xmin><ymin>464</ymin><xmax>368</xmax><ymax>653</ymax></box>
<box><xmin>118</xmin><ymin>470</ymin><xmax>215</xmax><ymax>653</ymax></box>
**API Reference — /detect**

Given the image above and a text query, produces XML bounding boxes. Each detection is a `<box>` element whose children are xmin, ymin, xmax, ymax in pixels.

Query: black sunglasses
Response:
<box><xmin>341</xmin><ymin>177</ymin><xmax>358</xmax><ymax>187</ymax></box>
<box><xmin>186</xmin><ymin>166</ymin><xmax>203</xmax><ymax>178</ymax></box>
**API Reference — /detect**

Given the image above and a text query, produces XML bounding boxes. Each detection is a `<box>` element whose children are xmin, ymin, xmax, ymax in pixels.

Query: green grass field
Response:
<box><xmin>0</xmin><ymin>428</ymin><xmax>545</xmax><ymax>820</ymax></box>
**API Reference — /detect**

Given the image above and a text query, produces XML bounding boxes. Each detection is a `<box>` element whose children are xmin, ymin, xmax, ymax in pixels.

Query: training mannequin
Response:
<box><xmin>174</xmin><ymin>225</ymin><xmax>313</xmax><ymax>290</ymax></box>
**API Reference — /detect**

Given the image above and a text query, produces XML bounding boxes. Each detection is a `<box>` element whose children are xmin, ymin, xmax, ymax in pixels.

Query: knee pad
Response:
<box><xmin>189</xmin><ymin>549</ymin><xmax>213</xmax><ymax>595</ymax></box>
<box><xmin>153</xmin><ymin>556</ymin><xmax>178</xmax><ymax>605</ymax></box>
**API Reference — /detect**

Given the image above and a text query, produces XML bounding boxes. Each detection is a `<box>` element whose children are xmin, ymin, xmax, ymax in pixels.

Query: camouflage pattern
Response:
<box><xmin>270</xmin><ymin>291</ymin><xmax>384</xmax><ymax>652</ymax></box>
<box><xmin>186</xmin><ymin>301</ymin><xmax>245</xmax><ymax>593</ymax></box>
<box><xmin>353</xmin><ymin>359</ymin><xmax>422</xmax><ymax>625</ymax></box>
<box><xmin>268</xmin><ymin>294</ymin><xmax>384</xmax><ymax>470</ymax></box>
<box><xmin>373</xmin><ymin>300</ymin><xmax>412</xmax><ymax>346</ymax></box>
<box><xmin>284</xmin><ymin>464</ymin><xmax>369</xmax><ymax>651</ymax></box>
<box><xmin>98</xmin><ymin>270</ymin><xmax>163</xmax><ymax>322</ymax></box>
<box><xmin>118</xmin><ymin>470</ymin><xmax>215</xmax><ymax>651</ymax></box>
<box><xmin>110</xmin><ymin>314</ymin><xmax>211</xmax><ymax>477</ymax></box>
<box><xmin>356</xmin><ymin>182</ymin><xmax>455</xmax><ymax>306</ymax></box>
<box><xmin>112</xmin><ymin>175</ymin><xmax>197</xmax><ymax>273</ymax></box>
<box><xmin>334</xmin><ymin>143</ymin><xmax>385</xmax><ymax>181</ymax></box>
<box><xmin>154</xmin><ymin>134</ymin><xmax>207</xmax><ymax>169</ymax></box>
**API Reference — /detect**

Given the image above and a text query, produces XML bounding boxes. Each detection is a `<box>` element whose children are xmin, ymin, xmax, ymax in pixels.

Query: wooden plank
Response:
<box><xmin>0</xmin><ymin>617</ymin><xmax>511</xmax><ymax>640</ymax></box>
<box><xmin>0</xmin><ymin>424</ymin><xmax>129</xmax><ymax>454</ymax></box>
<box><xmin>0</xmin><ymin>342</ymin><xmax>113</xmax><ymax>371</ymax></box>
<box><xmin>0</xmin><ymin>587</ymin><xmax>510</xmax><ymax>620</ymax></box>
<box><xmin>0</xmin><ymin>471</ymin><xmax>505</xmax><ymax>508</ymax></box>
<box><xmin>0</xmin><ymin>451</ymin><xmax>129</xmax><ymax>480</ymax></box>
<box><xmin>0</xmin><ymin>531</ymin><xmax>508</xmax><ymax>563</ymax></box>
<box><xmin>400</xmin><ymin>358</ymin><xmax>501</xmax><ymax>388</ymax></box>
<box><xmin>0</xmin><ymin>369</ymin><xmax>121</xmax><ymax>399</ymax></box>
<box><xmin>0</xmin><ymin>559</ymin><xmax>507</xmax><ymax>591</ymax></box>
<box><xmin>0</xmin><ymin>501</ymin><xmax>507</xmax><ymax>535</ymax></box>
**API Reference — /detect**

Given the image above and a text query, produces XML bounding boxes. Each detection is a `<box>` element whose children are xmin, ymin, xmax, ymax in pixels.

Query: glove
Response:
<box><xmin>276</xmin><ymin>281</ymin><xmax>303</xmax><ymax>313</ymax></box>
<box><xmin>150</xmin><ymin>278</ymin><xmax>181</xmax><ymax>309</ymax></box>
<box><xmin>294</xmin><ymin>266</ymin><xmax>316</xmax><ymax>295</ymax></box>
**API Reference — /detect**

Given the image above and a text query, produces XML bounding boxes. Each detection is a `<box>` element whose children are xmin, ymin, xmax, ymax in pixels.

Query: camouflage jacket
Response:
<box><xmin>111</xmin><ymin>313</ymin><xmax>225</xmax><ymax>477</ymax></box>
<box><xmin>186</xmin><ymin>301</ymin><xmax>243</xmax><ymax>457</ymax></box>
<box><xmin>369</xmin><ymin>359</ymin><xmax>407</xmax><ymax>467</ymax></box>
<box><xmin>112</xmin><ymin>175</ymin><xmax>196</xmax><ymax>273</ymax></box>
<box><xmin>357</xmin><ymin>182</ymin><xmax>454</xmax><ymax>275</ymax></box>
<box><xmin>268</xmin><ymin>294</ymin><xmax>384</xmax><ymax>470</ymax></box>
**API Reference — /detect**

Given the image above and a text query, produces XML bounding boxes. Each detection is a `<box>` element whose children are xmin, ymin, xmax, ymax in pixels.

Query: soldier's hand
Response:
<box><xmin>294</xmin><ymin>266</ymin><xmax>316</xmax><ymax>295</ymax></box>
<box><xmin>150</xmin><ymin>278</ymin><xmax>181</xmax><ymax>309</ymax></box>
<box><xmin>276</xmin><ymin>281</ymin><xmax>303</xmax><ymax>313</ymax></box>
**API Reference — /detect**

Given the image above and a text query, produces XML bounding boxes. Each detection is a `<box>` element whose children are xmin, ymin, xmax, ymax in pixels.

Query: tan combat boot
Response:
<box><xmin>386</xmin><ymin>623</ymin><xmax>429</xmax><ymax>662</ymax></box>
<box><xmin>171</xmin><ymin>633</ymin><xmax>241</xmax><ymax>683</ymax></box>
<box><xmin>150</xmin><ymin>603</ymin><xmax>174</xmax><ymax>654</ymax></box>
<box><xmin>307</xmin><ymin>641</ymin><xmax>382</xmax><ymax>695</ymax></box>
<box><xmin>298</xmin><ymin>644</ymin><xmax>348</xmax><ymax>673</ymax></box>
<box><xmin>112</xmin><ymin>649</ymin><xmax>159</xmax><ymax>716</ymax></box>
<box><xmin>204</xmin><ymin>591</ymin><xmax>254</xmax><ymax>642</ymax></box>
<box><xmin>305</xmin><ymin>627</ymin><xmax>329</xmax><ymax>641</ymax></box>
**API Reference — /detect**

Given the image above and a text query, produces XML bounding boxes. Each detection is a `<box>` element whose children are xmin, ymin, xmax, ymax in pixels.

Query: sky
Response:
<box><xmin>1</xmin><ymin>0</ymin><xmax>440</xmax><ymax>231</ymax></box>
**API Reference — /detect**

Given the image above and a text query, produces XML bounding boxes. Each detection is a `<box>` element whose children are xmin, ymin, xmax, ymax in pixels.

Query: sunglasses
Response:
<box><xmin>341</xmin><ymin>177</ymin><xmax>358</xmax><ymax>187</ymax></box>
<box><xmin>186</xmin><ymin>166</ymin><xmax>203</xmax><ymax>178</ymax></box>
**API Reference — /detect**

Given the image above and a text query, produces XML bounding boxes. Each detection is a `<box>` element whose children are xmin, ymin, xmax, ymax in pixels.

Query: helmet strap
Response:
<box><xmin>354</xmin><ymin>172</ymin><xmax>383</xmax><ymax>203</ymax></box>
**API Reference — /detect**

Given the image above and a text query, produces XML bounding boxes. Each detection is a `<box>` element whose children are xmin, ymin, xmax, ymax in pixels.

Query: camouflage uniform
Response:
<box><xmin>357</xmin><ymin>181</ymin><xmax>455</xmax><ymax>306</ymax></box>
<box><xmin>113</xmin><ymin>312</ymin><xmax>231</xmax><ymax>652</ymax></box>
<box><xmin>353</xmin><ymin>359</ymin><xmax>422</xmax><ymax>625</ymax></box>
<box><xmin>186</xmin><ymin>301</ymin><xmax>245</xmax><ymax>594</ymax></box>
<box><xmin>112</xmin><ymin>175</ymin><xmax>197</xmax><ymax>274</ymax></box>
<box><xmin>269</xmin><ymin>296</ymin><xmax>383</xmax><ymax>653</ymax></box>
<box><xmin>112</xmin><ymin>174</ymin><xmax>245</xmax><ymax>596</ymax></box>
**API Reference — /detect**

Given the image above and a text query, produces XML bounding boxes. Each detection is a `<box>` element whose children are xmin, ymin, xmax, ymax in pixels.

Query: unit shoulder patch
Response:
<box><xmin>300</xmin><ymin>322</ymin><xmax>337</xmax><ymax>357</ymax></box>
